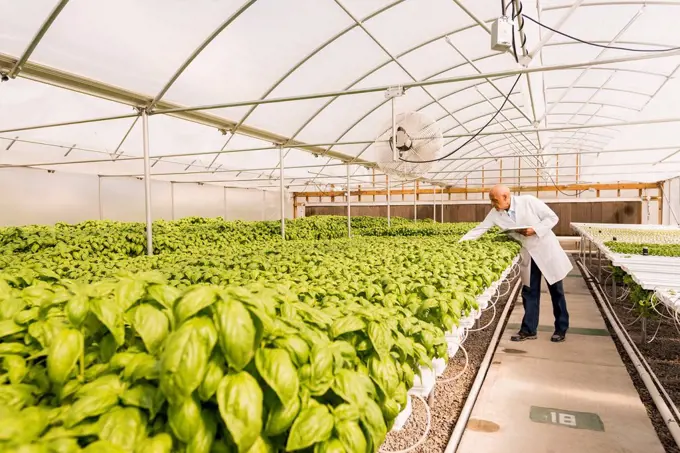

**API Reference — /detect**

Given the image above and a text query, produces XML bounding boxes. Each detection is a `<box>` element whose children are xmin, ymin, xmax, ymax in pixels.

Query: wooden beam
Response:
<box><xmin>294</xmin><ymin>182</ymin><xmax>659</xmax><ymax>198</ymax></box>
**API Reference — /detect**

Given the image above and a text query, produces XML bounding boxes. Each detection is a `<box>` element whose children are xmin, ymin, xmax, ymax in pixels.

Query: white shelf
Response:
<box><xmin>571</xmin><ymin>222</ymin><xmax>680</xmax><ymax>312</ymax></box>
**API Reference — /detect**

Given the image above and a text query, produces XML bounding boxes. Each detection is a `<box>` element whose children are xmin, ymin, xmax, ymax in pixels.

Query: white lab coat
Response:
<box><xmin>459</xmin><ymin>194</ymin><xmax>572</xmax><ymax>286</ymax></box>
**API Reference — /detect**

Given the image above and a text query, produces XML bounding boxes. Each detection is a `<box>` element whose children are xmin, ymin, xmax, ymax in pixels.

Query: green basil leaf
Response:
<box><xmin>4</xmin><ymin>355</ymin><xmax>27</xmax><ymax>385</ymax></box>
<box><xmin>255</xmin><ymin>348</ymin><xmax>299</xmax><ymax>406</ymax></box>
<box><xmin>329</xmin><ymin>316</ymin><xmax>365</xmax><ymax>339</ymax></box>
<box><xmin>264</xmin><ymin>395</ymin><xmax>300</xmax><ymax>437</ymax></box>
<box><xmin>64</xmin><ymin>392</ymin><xmax>119</xmax><ymax>428</ymax></box>
<box><xmin>159</xmin><ymin>324</ymin><xmax>210</xmax><ymax>405</ymax></box>
<box><xmin>175</xmin><ymin>286</ymin><xmax>218</xmax><ymax>324</ymax></box>
<box><xmin>198</xmin><ymin>355</ymin><xmax>224</xmax><ymax>402</ymax></box>
<box><xmin>98</xmin><ymin>406</ymin><xmax>147</xmax><ymax>451</ymax></box>
<box><xmin>359</xmin><ymin>399</ymin><xmax>387</xmax><ymax>452</ymax></box>
<box><xmin>137</xmin><ymin>433</ymin><xmax>174</xmax><ymax>453</ymax></box>
<box><xmin>245</xmin><ymin>436</ymin><xmax>275</xmax><ymax>453</ymax></box>
<box><xmin>186</xmin><ymin>409</ymin><xmax>217</xmax><ymax>453</ymax></box>
<box><xmin>216</xmin><ymin>372</ymin><xmax>263</xmax><ymax>453</ymax></box>
<box><xmin>272</xmin><ymin>335</ymin><xmax>310</xmax><ymax>367</ymax></box>
<box><xmin>168</xmin><ymin>395</ymin><xmax>202</xmax><ymax>444</ymax></box>
<box><xmin>308</xmin><ymin>346</ymin><xmax>333</xmax><ymax>396</ymax></box>
<box><xmin>368</xmin><ymin>322</ymin><xmax>393</xmax><ymax>359</ymax></box>
<box><xmin>121</xmin><ymin>383</ymin><xmax>165</xmax><ymax>420</ymax></box>
<box><xmin>115</xmin><ymin>278</ymin><xmax>146</xmax><ymax>311</ymax></box>
<box><xmin>286</xmin><ymin>405</ymin><xmax>334</xmax><ymax>451</ymax></box>
<box><xmin>213</xmin><ymin>298</ymin><xmax>256</xmax><ymax>372</ymax></box>
<box><xmin>65</xmin><ymin>294</ymin><xmax>89</xmax><ymax>328</ymax></box>
<box><xmin>313</xmin><ymin>437</ymin><xmax>345</xmax><ymax>453</ymax></box>
<box><xmin>81</xmin><ymin>439</ymin><xmax>127</xmax><ymax>453</ymax></box>
<box><xmin>76</xmin><ymin>374</ymin><xmax>126</xmax><ymax>399</ymax></box>
<box><xmin>47</xmin><ymin>328</ymin><xmax>83</xmax><ymax>385</ymax></box>
<box><xmin>0</xmin><ymin>319</ymin><xmax>26</xmax><ymax>339</ymax></box>
<box><xmin>90</xmin><ymin>298</ymin><xmax>125</xmax><ymax>346</ymax></box>
<box><xmin>147</xmin><ymin>284</ymin><xmax>182</xmax><ymax>311</ymax></box>
<box><xmin>133</xmin><ymin>303</ymin><xmax>169</xmax><ymax>354</ymax></box>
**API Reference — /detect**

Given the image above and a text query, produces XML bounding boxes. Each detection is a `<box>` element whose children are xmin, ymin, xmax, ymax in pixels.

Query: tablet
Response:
<box><xmin>500</xmin><ymin>225</ymin><xmax>532</xmax><ymax>233</ymax></box>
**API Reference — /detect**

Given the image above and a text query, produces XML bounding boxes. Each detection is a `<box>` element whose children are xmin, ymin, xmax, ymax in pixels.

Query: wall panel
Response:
<box><xmin>306</xmin><ymin>200</ymin><xmax>644</xmax><ymax>236</ymax></box>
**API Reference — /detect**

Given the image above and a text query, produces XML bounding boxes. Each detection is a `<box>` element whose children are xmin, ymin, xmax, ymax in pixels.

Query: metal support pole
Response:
<box><xmin>279</xmin><ymin>147</ymin><xmax>285</xmax><ymax>240</ymax></box>
<box><xmin>141</xmin><ymin>110</ymin><xmax>153</xmax><ymax>256</ymax></box>
<box><xmin>170</xmin><ymin>182</ymin><xmax>175</xmax><ymax>220</ymax></box>
<box><xmin>223</xmin><ymin>186</ymin><xmax>227</xmax><ymax>220</ymax></box>
<box><xmin>440</xmin><ymin>187</ymin><xmax>444</xmax><ymax>223</ymax></box>
<box><xmin>387</xmin><ymin>174</ymin><xmax>391</xmax><ymax>227</ymax></box>
<box><xmin>98</xmin><ymin>176</ymin><xmax>103</xmax><ymax>220</ymax></box>
<box><xmin>262</xmin><ymin>190</ymin><xmax>266</xmax><ymax>221</ymax></box>
<box><xmin>433</xmin><ymin>187</ymin><xmax>437</xmax><ymax>222</ymax></box>
<box><xmin>588</xmin><ymin>239</ymin><xmax>592</xmax><ymax>268</ymax></box>
<box><xmin>347</xmin><ymin>163</ymin><xmax>351</xmax><ymax>238</ymax></box>
<box><xmin>612</xmin><ymin>268</ymin><xmax>617</xmax><ymax>303</ymax></box>
<box><xmin>414</xmin><ymin>182</ymin><xmax>417</xmax><ymax>221</ymax></box>
<box><xmin>597</xmin><ymin>248</ymin><xmax>602</xmax><ymax>283</ymax></box>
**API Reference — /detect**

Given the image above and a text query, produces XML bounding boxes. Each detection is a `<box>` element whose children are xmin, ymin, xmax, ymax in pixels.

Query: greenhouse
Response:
<box><xmin>1</xmin><ymin>1</ymin><xmax>680</xmax><ymax>452</ymax></box>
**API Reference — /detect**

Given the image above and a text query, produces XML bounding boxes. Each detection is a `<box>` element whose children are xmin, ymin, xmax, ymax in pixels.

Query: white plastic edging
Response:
<box><xmin>444</xmin><ymin>278</ymin><xmax>522</xmax><ymax>453</ymax></box>
<box><xmin>579</xmin><ymin>261</ymin><xmax>680</xmax><ymax>448</ymax></box>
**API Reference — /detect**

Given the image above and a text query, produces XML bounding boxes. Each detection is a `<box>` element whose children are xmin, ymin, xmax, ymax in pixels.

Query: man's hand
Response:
<box><xmin>519</xmin><ymin>227</ymin><xmax>536</xmax><ymax>236</ymax></box>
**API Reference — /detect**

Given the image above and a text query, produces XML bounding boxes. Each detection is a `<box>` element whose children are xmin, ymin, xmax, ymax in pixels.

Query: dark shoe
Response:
<box><xmin>551</xmin><ymin>332</ymin><xmax>566</xmax><ymax>342</ymax></box>
<box><xmin>511</xmin><ymin>331</ymin><xmax>537</xmax><ymax>342</ymax></box>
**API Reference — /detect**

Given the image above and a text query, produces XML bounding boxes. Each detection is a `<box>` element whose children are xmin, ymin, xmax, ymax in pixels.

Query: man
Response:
<box><xmin>459</xmin><ymin>185</ymin><xmax>572</xmax><ymax>342</ymax></box>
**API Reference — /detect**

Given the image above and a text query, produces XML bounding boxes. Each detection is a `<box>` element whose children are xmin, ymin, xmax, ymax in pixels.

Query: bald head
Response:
<box><xmin>489</xmin><ymin>184</ymin><xmax>511</xmax><ymax>211</ymax></box>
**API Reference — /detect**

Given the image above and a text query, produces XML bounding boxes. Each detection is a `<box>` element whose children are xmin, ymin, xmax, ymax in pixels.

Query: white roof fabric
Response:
<box><xmin>1</xmin><ymin>0</ymin><xmax>680</xmax><ymax>191</ymax></box>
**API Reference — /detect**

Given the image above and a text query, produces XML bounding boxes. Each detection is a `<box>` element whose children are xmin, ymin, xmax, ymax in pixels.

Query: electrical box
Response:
<box><xmin>491</xmin><ymin>16</ymin><xmax>513</xmax><ymax>51</ymax></box>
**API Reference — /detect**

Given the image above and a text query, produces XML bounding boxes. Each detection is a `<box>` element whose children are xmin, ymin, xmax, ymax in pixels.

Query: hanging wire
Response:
<box><xmin>379</xmin><ymin>395</ymin><xmax>432</xmax><ymax>453</ymax></box>
<box><xmin>522</xmin><ymin>14</ymin><xmax>680</xmax><ymax>53</ymax></box>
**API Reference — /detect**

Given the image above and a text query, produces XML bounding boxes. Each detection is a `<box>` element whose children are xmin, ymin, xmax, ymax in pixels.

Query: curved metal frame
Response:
<box><xmin>3</xmin><ymin>0</ymin><xmax>680</xmax><ymax>188</ymax></box>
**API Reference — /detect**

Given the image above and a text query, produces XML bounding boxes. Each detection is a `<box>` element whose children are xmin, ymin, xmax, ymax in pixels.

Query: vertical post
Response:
<box><xmin>170</xmin><ymin>182</ymin><xmax>175</xmax><ymax>220</ymax></box>
<box><xmin>500</xmin><ymin>159</ymin><xmax>503</xmax><ymax>184</ymax></box>
<box><xmin>223</xmin><ymin>186</ymin><xmax>227</xmax><ymax>220</ymax></box>
<box><xmin>433</xmin><ymin>186</ymin><xmax>437</xmax><ymax>222</ymax></box>
<box><xmin>262</xmin><ymin>190</ymin><xmax>266</xmax><ymax>221</ymax></box>
<box><xmin>517</xmin><ymin>156</ymin><xmax>521</xmax><ymax>195</ymax></box>
<box><xmin>611</xmin><ymin>268</ymin><xmax>617</xmax><ymax>303</ymax></box>
<box><xmin>279</xmin><ymin>146</ymin><xmax>285</xmax><ymax>240</ymax></box>
<box><xmin>346</xmin><ymin>163</ymin><xmax>351</xmax><ymax>237</ymax></box>
<box><xmin>413</xmin><ymin>181</ymin><xmax>417</xmax><ymax>221</ymax></box>
<box><xmin>556</xmin><ymin>154</ymin><xmax>560</xmax><ymax>198</ymax></box>
<box><xmin>390</xmin><ymin>95</ymin><xmax>396</xmax><ymax>228</ymax></box>
<box><xmin>387</xmin><ymin>174</ymin><xmax>391</xmax><ymax>227</ymax></box>
<box><xmin>98</xmin><ymin>176</ymin><xmax>103</xmax><ymax>220</ymax></box>
<box><xmin>597</xmin><ymin>248</ymin><xmax>602</xmax><ymax>283</ymax></box>
<box><xmin>141</xmin><ymin>109</ymin><xmax>153</xmax><ymax>256</ymax></box>
<box><xmin>440</xmin><ymin>187</ymin><xmax>444</xmax><ymax>223</ymax></box>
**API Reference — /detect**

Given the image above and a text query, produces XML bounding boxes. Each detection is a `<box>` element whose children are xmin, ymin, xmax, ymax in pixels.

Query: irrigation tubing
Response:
<box><xmin>380</xmin><ymin>395</ymin><xmax>432</xmax><ymax>453</ymax></box>
<box><xmin>436</xmin><ymin>343</ymin><xmax>470</xmax><ymax>384</ymax></box>
<box><xmin>578</xmin><ymin>260</ymin><xmax>680</xmax><ymax>447</ymax></box>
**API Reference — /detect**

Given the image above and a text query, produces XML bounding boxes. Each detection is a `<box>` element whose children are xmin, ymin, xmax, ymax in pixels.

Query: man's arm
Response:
<box><xmin>459</xmin><ymin>211</ymin><xmax>496</xmax><ymax>242</ymax></box>
<box><xmin>530</xmin><ymin>196</ymin><xmax>559</xmax><ymax>238</ymax></box>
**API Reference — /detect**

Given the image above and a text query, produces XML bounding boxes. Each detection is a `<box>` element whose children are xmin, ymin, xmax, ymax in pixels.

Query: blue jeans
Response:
<box><xmin>520</xmin><ymin>258</ymin><xmax>569</xmax><ymax>335</ymax></box>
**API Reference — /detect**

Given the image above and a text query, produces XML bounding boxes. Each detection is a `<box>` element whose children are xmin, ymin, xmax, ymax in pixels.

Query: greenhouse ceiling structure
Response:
<box><xmin>2</xmin><ymin>0</ymin><xmax>680</xmax><ymax>196</ymax></box>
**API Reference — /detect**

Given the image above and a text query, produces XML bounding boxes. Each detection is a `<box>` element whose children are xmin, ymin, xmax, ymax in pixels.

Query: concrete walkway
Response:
<box><xmin>456</xmin><ymin>260</ymin><xmax>665</xmax><ymax>453</ymax></box>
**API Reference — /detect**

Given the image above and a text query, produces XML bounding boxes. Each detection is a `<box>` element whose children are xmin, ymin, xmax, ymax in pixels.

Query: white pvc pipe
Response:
<box><xmin>444</xmin><ymin>278</ymin><xmax>522</xmax><ymax>453</ymax></box>
<box><xmin>347</xmin><ymin>163</ymin><xmax>351</xmax><ymax>237</ymax></box>
<box><xmin>579</xmin><ymin>261</ymin><xmax>680</xmax><ymax>445</ymax></box>
<box><xmin>279</xmin><ymin>146</ymin><xmax>285</xmax><ymax>239</ymax></box>
<box><xmin>141</xmin><ymin>110</ymin><xmax>153</xmax><ymax>256</ymax></box>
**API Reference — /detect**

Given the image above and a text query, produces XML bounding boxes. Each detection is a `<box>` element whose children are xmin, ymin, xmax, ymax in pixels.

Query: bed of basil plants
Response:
<box><xmin>0</xmin><ymin>218</ymin><xmax>519</xmax><ymax>453</ymax></box>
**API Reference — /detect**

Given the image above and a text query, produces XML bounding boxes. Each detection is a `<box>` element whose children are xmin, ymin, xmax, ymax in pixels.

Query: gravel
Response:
<box><xmin>585</xmin><ymin>262</ymin><xmax>680</xmax><ymax>453</ymax></box>
<box><xmin>380</xmin><ymin>277</ymin><xmax>517</xmax><ymax>453</ymax></box>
